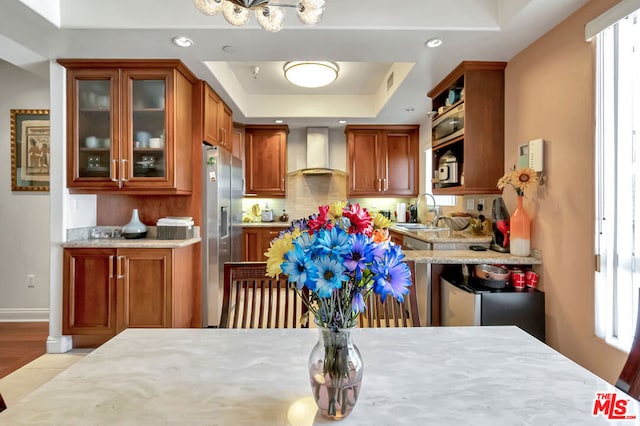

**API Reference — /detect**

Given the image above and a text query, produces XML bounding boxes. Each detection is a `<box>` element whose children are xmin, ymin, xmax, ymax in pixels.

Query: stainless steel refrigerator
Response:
<box><xmin>202</xmin><ymin>144</ymin><xmax>243</xmax><ymax>327</ymax></box>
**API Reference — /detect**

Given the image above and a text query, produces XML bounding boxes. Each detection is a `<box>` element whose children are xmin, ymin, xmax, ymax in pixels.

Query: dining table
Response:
<box><xmin>1</xmin><ymin>326</ymin><xmax>637</xmax><ymax>425</ymax></box>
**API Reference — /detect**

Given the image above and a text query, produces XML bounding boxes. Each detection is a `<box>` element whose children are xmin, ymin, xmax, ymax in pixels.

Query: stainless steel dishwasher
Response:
<box><xmin>403</xmin><ymin>235</ymin><xmax>431</xmax><ymax>326</ymax></box>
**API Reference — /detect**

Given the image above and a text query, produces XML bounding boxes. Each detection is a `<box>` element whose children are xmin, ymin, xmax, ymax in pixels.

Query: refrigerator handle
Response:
<box><xmin>220</xmin><ymin>206</ymin><xmax>229</xmax><ymax>239</ymax></box>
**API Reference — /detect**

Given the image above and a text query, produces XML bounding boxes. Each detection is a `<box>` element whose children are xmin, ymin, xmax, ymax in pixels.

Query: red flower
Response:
<box><xmin>308</xmin><ymin>205</ymin><xmax>333</xmax><ymax>234</ymax></box>
<box><xmin>342</xmin><ymin>204</ymin><xmax>373</xmax><ymax>236</ymax></box>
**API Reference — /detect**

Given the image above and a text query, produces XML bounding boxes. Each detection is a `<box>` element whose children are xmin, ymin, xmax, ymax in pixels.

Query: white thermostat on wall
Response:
<box><xmin>518</xmin><ymin>138</ymin><xmax>544</xmax><ymax>172</ymax></box>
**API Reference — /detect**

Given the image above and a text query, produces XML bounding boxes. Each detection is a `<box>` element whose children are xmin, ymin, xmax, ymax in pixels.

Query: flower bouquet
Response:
<box><xmin>496</xmin><ymin>167</ymin><xmax>539</xmax><ymax>256</ymax></box>
<box><xmin>265</xmin><ymin>201</ymin><xmax>412</xmax><ymax>419</ymax></box>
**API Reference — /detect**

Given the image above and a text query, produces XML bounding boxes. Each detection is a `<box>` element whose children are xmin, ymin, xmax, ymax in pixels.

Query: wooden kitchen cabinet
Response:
<box><xmin>63</xmin><ymin>246</ymin><xmax>194</xmax><ymax>347</ymax></box>
<box><xmin>202</xmin><ymin>82</ymin><xmax>233</xmax><ymax>151</ymax></box>
<box><xmin>389</xmin><ymin>229</ymin><xmax>404</xmax><ymax>247</ymax></box>
<box><xmin>244</xmin><ymin>125</ymin><xmax>288</xmax><ymax>197</ymax></box>
<box><xmin>345</xmin><ymin>125</ymin><xmax>419</xmax><ymax>197</ymax></box>
<box><xmin>58</xmin><ymin>59</ymin><xmax>197</xmax><ymax>194</ymax></box>
<box><xmin>428</xmin><ymin>61</ymin><xmax>506</xmax><ymax>195</ymax></box>
<box><xmin>242</xmin><ymin>227</ymin><xmax>283</xmax><ymax>261</ymax></box>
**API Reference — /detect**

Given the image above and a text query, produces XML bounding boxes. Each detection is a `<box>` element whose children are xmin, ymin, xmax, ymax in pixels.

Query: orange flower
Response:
<box><xmin>372</xmin><ymin>228</ymin><xmax>390</xmax><ymax>244</ymax></box>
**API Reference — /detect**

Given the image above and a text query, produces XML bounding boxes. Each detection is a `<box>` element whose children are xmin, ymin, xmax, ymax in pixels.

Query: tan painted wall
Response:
<box><xmin>505</xmin><ymin>0</ymin><xmax>627</xmax><ymax>383</ymax></box>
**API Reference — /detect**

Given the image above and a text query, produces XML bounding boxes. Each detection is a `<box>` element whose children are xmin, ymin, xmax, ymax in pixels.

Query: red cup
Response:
<box><xmin>525</xmin><ymin>271</ymin><xmax>539</xmax><ymax>288</ymax></box>
<box><xmin>511</xmin><ymin>271</ymin><xmax>525</xmax><ymax>289</ymax></box>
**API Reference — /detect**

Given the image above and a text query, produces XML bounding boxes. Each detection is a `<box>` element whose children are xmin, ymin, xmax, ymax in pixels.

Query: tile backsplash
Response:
<box><xmin>242</xmin><ymin>173</ymin><xmax>502</xmax><ymax>222</ymax></box>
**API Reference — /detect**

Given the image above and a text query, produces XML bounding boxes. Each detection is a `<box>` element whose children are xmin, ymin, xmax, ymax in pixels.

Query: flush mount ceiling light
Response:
<box><xmin>283</xmin><ymin>61</ymin><xmax>338</xmax><ymax>88</ymax></box>
<box><xmin>194</xmin><ymin>0</ymin><xmax>325</xmax><ymax>32</ymax></box>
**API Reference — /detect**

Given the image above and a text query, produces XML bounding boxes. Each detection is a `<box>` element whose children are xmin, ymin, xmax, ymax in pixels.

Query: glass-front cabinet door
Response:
<box><xmin>121</xmin><ymin>69</ymin><xmax>173</xmax><ymax>189</ymax></box>
<box><xmin>61</xmin><ymin>60</ymin><xmax>194</xmax><ymax>194</ymax></box>
<box><xmin>68</xmin><ymin>69</ymin><xmax>120</xmax><ymax>189</ymax></box>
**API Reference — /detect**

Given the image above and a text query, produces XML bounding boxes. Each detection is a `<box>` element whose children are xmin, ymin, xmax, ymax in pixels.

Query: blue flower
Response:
<box><xmin>343</xmin><ymin>233</ymin><xmax>376</xmax><ymax>280</ymax></box>
<box><xmin>282</xmin><ymin>245</ymin><xmax>318</xmax><ymax>290</ymax></box>
<box><xmin>314</xmin><ymin>227</ymin><xmax>351</xmax><ymax>257</ymax></box>
<box><xmin>313</xmin><ymin>255</ymin><xmax>347</xmax><ymax>298</ymax></box>
<box><xmin>295</xmin><ymin>231</ymin><xmax>316</xmax><ymax>253</ymax></box>
<box><xmin>351</xmin><ymin>290</ymin><xmax>366</xmax><ymax>313</ymax></box>
<box><xmin>371</xmin><ymin>245</ymin><xmax>411</xmax><ymax>302</ymax></box>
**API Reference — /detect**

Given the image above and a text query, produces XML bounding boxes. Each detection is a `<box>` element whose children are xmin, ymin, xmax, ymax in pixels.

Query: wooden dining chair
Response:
<box><xmin>219</xmin><ymin>262</ymin><xmax>309</xmax><ymax>328</ymax></box>
<box><xmin>358</xmin><ymin>261</ymin><xmax>420</xmax><ymax>328</ymax></box>
<box><xmin>616</xmin><ymin>289</ymin><xmax>640</xmax><ymax>399</ymax></box>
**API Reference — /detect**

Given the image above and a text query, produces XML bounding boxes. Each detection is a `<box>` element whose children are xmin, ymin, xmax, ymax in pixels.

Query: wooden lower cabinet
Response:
<box><xmin>63</xmin><ymin>246</ymin><xmax>194</xmax><ymax>347</ymax></box>
<box><xmin>389</xmin><ymin>230</ymin><xmax>404</xmax><ymax>247</ymax></box>
<box><xmin>242</xmin><ymin>227</ymin><xmax>283</xmax><ymax>261</ymax></box>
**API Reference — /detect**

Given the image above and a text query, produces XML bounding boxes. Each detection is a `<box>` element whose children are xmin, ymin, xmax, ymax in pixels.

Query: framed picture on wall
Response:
<box><xmin>10</xmin><ymin>109</ymin><xmax>50</xmax><ymax>192</ymax></box>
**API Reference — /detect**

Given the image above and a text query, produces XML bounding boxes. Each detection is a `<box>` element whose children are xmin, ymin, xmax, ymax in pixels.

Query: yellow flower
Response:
<box><xmin>372</xmin><ymin>212</ymin><xmax>391</xmax><ymax>230</ymax></box>
<box><xmin>496</xmin><ymin>172</ymin><xmax>512</xmax><ymax>191</ymax></box>
<box><xmin>328</xmin><ymin>201</ymin><xmax>347</xmax><ymax>219</ymax></box>
<box><xmin>497</xmin><ymin>166</ymin><xmax>539</xmax><ymax>196</ymax></box>
<box><xmin>512</xmin><ymin>167</ymin><xmax>538</xmax><ymax>192</ymax></box>
<box><xmin>264</xmin><ymin>232</ymin><xmax>295</xmax><ymax>277</ymax></box>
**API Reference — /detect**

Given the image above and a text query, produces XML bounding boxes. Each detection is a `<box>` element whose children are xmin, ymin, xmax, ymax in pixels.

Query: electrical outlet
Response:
<box><xmin>466</xmin><ymin>199</ymin><xmax>475</xmax><ymax>210</ymax></box>
<box><xmin>478</xmin><ymin>199</ymin><xmax>485</xmax><ymax>208</ymax></box>
<box><xmin>27</xmin><ymin>274</ymin><xmax>35</xmax><ymax>288</ymax></box>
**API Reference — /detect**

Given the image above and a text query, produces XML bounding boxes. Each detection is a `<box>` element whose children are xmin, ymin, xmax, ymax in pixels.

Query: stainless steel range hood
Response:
<box><xmin>292</xmin><ymin>127</ymin><xmax>346</xmax><ymax>175</ymax></box>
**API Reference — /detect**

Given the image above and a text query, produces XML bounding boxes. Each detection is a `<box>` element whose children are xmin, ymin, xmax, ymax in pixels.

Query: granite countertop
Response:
<box><xmin>62</xmin><ymin>237</ymin><xmax>201</xmax><ymax>249</ymax></box>
<box><xmin>0</xmin><ymin>327</ymin><xmax>630</xmax><ymax>425</ymax></box>
<box><xmin>241</xmin><ymin>222</ymin><xmax>291</xmax><ymax>228</ymax></box>
<box><xmin>62</xmin><ymin>226</ymin><xmax>201</xmax><ymax>249</ymax></box>
<box><xmin>403</xmin><ymin>249</ymin><xmax>541</xmax><ymax>264</ymax></box>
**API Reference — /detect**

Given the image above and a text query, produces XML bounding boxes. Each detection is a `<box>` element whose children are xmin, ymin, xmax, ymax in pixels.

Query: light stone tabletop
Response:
<box><xmin>0</xmin><ymin>327</ymin><xmax>635</xmax><ymax>425</ymax></box>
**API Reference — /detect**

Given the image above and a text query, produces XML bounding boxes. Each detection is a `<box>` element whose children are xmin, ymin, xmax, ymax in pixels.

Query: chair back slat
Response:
<box><xmin>220</xmin><ymin>262</ymin><xmax>308</xmax><ymax>328</ymax></box>
<box><xmin>358</xmin><ymin>261</ymin><xmax>420</xmax><ymax>328</ymax></box>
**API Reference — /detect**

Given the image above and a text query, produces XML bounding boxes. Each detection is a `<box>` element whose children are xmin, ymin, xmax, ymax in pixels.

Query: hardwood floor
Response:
<box><xmin>0</xmin><ymin>322</ymin><xmax>48</xmax><ymax>380</ymax></box>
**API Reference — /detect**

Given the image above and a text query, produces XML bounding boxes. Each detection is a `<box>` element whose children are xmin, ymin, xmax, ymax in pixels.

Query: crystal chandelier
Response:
<box><xmin>194</xmin><ymin>0</ymin><xmax>326</xmax><ymax>33</ymax></box>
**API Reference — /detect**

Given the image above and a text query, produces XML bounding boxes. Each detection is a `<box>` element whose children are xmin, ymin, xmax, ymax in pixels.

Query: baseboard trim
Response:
<box><xmin>0</xmin><ymin>308</ymin><xmax>49</xmax><ymax>322</ymax></box>
<box><xmin>47</xmin><ymin>335</ymin><xmax>73</xmax><ymax>353</ymax></box>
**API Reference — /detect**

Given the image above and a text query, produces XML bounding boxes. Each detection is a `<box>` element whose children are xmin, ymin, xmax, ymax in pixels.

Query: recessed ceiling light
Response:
<box><xmin>338</xmin><ymin>120</ymin><xmax>347</xmax><ymax>124</ymax></box>
<box><xmin>172</xmin><ymin>36</ymin><xmax>193</xmax><ymax>48</ymax></box>
<box><xmin>425</xmin><ymin>38</ymin><xmax>443</xmax><ymax>48</ymax></box>
<box><xmin>274</xmin><ymin>119</ymin><xmax>284</xmax><ymax>124</ymax></box>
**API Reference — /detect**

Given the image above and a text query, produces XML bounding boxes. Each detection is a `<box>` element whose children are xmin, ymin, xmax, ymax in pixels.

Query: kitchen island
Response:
<box><xmin>0</xmin><ymin>327</ymin><xmax>632</xmax><ymax>425</ymax></box>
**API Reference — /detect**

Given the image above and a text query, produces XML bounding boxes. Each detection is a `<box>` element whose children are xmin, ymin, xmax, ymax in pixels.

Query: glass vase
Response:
<box><xmin>122</xmin><ymin>208</ymin><xmax>148</xmax><ymax>239</ymax></box>
<box><xmin>510</xmin><ymin>196</ymin><xmax>531</xmax><ymax>256</ymax></box>
<box><xmin>308</xmin><ymin>326</ymin><xmax>363</xmax><ymax>420</ymax></box>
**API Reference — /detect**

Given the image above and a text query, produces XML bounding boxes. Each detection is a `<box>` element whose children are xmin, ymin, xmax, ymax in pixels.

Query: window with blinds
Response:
<box><xmin>594</xmin><ymin>10</ymin><xmax>640</xmax><ymax>352</ymax></box>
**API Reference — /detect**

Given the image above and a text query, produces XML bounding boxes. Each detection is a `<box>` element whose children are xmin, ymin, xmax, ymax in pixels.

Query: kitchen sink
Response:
<box><xmin>395</xmin><ymin>223</ymin><xmax>449</xmax><ymax>231</ymax></box>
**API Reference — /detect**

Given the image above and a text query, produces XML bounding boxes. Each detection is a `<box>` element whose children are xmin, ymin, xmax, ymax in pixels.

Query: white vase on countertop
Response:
<box><xmin>122</xmin><ymin>209</ymin><xmax>148</xmax><ymax>239</ymax></box>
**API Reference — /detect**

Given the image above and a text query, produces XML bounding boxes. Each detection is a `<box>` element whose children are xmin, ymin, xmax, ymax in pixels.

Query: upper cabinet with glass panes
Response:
<box><xmin>58</xmin><ymin>60</ymin><xmax>198</xmax><ymax>195</ymax></box>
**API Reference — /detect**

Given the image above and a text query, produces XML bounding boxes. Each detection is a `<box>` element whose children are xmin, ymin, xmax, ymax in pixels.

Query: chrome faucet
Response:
<box><xmin>416</xmin><ymin>193</ymin><xmax>443</xmax><ymax>226</ymax></box>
